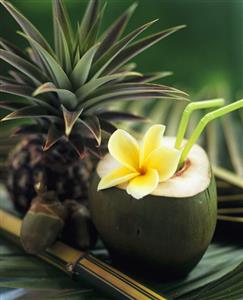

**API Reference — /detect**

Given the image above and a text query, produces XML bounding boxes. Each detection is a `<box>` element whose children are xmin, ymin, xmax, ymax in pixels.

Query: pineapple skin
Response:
<box><xmin>7</xmin><ymin>135</ymin><xmax>95</xmax><ymax>214</ymax></box>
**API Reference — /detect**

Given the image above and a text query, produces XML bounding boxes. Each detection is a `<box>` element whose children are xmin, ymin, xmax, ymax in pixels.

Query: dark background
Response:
<box><xmin>1</xmin><ymin>0</ymin><xmax>243</xmax><ymax>101</ymax></box>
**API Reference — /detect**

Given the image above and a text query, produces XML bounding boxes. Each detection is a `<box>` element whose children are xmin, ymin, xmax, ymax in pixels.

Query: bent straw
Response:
<box><xmin>175</xmin><ymin>99</ymin><xmax>225</xmax><ymax>149</ymax></box>
<box><xmin>180</xmin><ymin>99</ymin><xmax>243</xmax><ymax>164</ymax></box>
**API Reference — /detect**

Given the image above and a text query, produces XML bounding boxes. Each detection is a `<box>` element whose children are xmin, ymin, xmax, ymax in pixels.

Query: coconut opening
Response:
<box><xmin>97</xmin><ymin>137</ymin><xmax>211</xmax><ymax>198</ymax></box>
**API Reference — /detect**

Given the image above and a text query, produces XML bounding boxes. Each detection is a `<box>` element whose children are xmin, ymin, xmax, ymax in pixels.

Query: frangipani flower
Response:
<box><xmin>98</xmin><ymin>124</ymin><xmax>181</xmax><ymax>199</ymax></box>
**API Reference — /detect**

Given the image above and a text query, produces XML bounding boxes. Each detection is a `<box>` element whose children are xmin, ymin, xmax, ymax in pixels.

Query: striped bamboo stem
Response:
<box><xmin>0</xmin><ymin>209</ymin><xmax>167</xmax><ymax>300</ymax></box>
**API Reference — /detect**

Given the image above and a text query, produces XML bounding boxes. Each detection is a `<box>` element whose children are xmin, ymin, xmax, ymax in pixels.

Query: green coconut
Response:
<box><xmin>89</xmin><ymin>137</ymin><xmax>217</xmax><ymax>278</ymax></box>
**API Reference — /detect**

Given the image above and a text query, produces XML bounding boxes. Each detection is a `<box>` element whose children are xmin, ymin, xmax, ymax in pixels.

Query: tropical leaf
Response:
<box><xmin>0</xmin><ymin>0</ymin><xmax>53</xmax><ymax>54</ymax></box>
<box><xmin>1</xmin><ymin>186</ymin><xmax>243</xmax><ymax>300</ymax></box>
<box><xmin>82</xmin><ymin>83</ymin><xmax>187</xmax><ymax>111</ymax></box>
<box><xmin>96</xmin><ymin>111</ymin><xmax>146</xmax><ymax>122</ymax></box>
<box><xmin>76</xmin><ymin>72</ymin><xmax>142</xmax><ymax>100</ymax></box>
<box><xmin>53</xmin><ymin>18</ymin><xmax>72</xmax><ymax>74</ymax></box>
<box><xmin>94</xmin><ymin>3</ymin><xmax>138</xmax><ymax>61</ymax></box>
<box><xmin>99</xmin><ymin>119</ymin><xmax>117</xmax><ymax>134</ymax></box>
<box><xmin>1</xmin><ymin>0</ymin><xmax>188</xmax><ymax>156</ymax></box>
<box><xmin>33</xmin><ymin>82</ymin><xmax>78</xmax><ymax>109</ymax></box>
<box><xmin>52</xmin><ymin>0</ymin><xmax>73</xmax><ymax>52</ymax></box>
<box><xmin>71</xmin><ymin>44</ymin><xmax>100</xmax><ymax>89</ymax></box>
<box><xmin>0</xmin><ymin>49</ymin><xmax>46</xmax><ymax>85</ymax></box>
<box><xmin>104</xmin><ymin>25</ymin><xmax>186</xmax><ymax>75</ymax></box>
<box><xmin>18</xmin><ymin>32</ymin><xmax>71</xmax><ymax>89</ymax></box>
<box><xmin>0</xmin><ymin>101</ymin><xmax>27</xmax><ymax>111</ymax></box>
<box><xmin>1</xmin><ymin>105</ymin><xmax>54</xmax><ymax>121</ymax></box>
<box><xmin>43</xmin><ymin>124</ymin><xmax>64</xmax><ymax>151</ymax></box>
<box><xmin>91</xmin><ymin>19</ymin><xmax>158</xmax><ymax>79</ymax></box>
<box><xmin>0</xmin><ymin>83</ymin><xmax>58</xmax><ymax>112</ymax></box>
<box><xmin>9</xmin><ymin>70</ymin><xmax>34</xmax><ymax>85</ymax></box>
<box><xmin>61</xmin><ymin>105</ymin><xmax>83</xmax><ymax>136</ymax></box>
<box><xmin>122</xmin><ymin>71</ymin><xmax>173</xmax><ymax>83</ymax></box>
<box><xmin>0</xmin><ymin>37</ymin><xmax>27</xmax><ymax>59</ymax></box>
<box><xmin>78</xmin><ymin>115</ymin><xmax>101</xmax><ymax>146</ymax></box>
<box><xmin>78</xmin><ymin>0</ymin><xmax>99</xmax><ymax>43</ymax></box>
<box><xmin>82</xmin><ymin>3</ymin><xmax>107</xmax><ymax>53</ymax></box>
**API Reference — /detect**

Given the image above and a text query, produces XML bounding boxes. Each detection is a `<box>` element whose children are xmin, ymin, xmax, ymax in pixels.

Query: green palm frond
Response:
<box><xmin>1</xmin><ymin>184</ymin><xmax>243</xmax><ymax>300</ymax></box>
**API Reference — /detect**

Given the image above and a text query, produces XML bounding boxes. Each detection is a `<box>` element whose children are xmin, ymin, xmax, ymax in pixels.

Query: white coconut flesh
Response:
<box><xmin>97</xmin><ymin>136</ymin><xmax>211</xmax><ymax>198</ymax></box>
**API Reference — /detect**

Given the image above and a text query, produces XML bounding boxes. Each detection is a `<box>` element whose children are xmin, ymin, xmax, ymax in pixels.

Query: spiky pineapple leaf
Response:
<box><xmin>82</xmin><ymin>82</ymin><xmax>187</xmax><ymax>110</ymax></box>
<box><xmin>53</xmin><ymin>18</ymin><xmax>72</xmax><ymax>74</ymax></box>
<box><xmin>0</xmin><ymin>83</ymin><xmax>57</xmax><ymax>112</ymax></box>
<box><xmin>33</xmin><ymin>82</ymin><xmax>78</xmax><ymax>109</ymax></box>
<box><xmin>9</xmin><ymin>70</ymin><xmax>33</xmax><ymax>85</ymax></box>
<box><xmin>91</xmin><ymin>19</ymin><xmax>158</xmax><ymax>79</ymax></box>
<box><xmin>26</xmin><ymin>47</ymin><xmax>46</xmax><ymax>72</ymax></box>
<box><xmin>123</xmin><ymin>71</ymin><xmax>173</xmax><ymax>83</ymax></box>
<box><xmin>52</xmin><ymin>0</ymin><xmax>73</xmax><ymax>50</ymax></box>
<box><xmin>0</xmin><ymin>0</ymin><xmax>189</xmax><ymax>156</ymax></box>
<box><xmin>0</xmin><ymin>75</ymin><xmax>18</xmax><ymax>84</ymax></box>
<box><xmin>1</xmin><ymin>105</ymin><xmax>54</xmax><ymax>121</ymax></box>
<box><xmin>0</xmin><ymin>0</ymin><xmax>53</xmax><ymax>54</ymax></box>
<box><xmin>104</xmin><ymin>25</ymin><xmax>186</xmax><ymax>75</ymax></box>
<box><xmin>82</xmin><ymin>3</ymin><xmax>107</xmax><ymax>53</ymax></box>
<box><xmin>85</xmin><ymin>92</ymin><xmax>187</xmax><ymax>112</ymax></box>
<box><xmin>61</xmin><ymin>105</ymin><xmax>83</xmax><ymax>137</ymax></box>
<box><xmin>95</xmin><ymin>2</ymin><xmax>138</xmax><ymax>60</ymax></box>
<box><xmin>79</xmin><ymin>0</ymin><xmax>99</xmax><ymax>43</ymax></box>
<box><xmin>90</xmin><ymin>82</ymin><xmax>185</xmax><ymax>95</ymax></box>
<box><xmin>76</xmin><ymin>72</ymin><xmax>142</xmax><ymax>100</ymax></box>
<box><xmin>79</xmin><ymin>115</ymin><xmax>101</xmax><ymax>145</ymax></box>
<box><xmin>0</xmin><ymin>50</ymin><xmax>46</xmax><ymax>85</ymax></box>
<box><xmin>18</xmin><ymin>32</ymin><xmax>71</xmax><ymax>89</ymax></box>
<box><xmin>99</xmin><ymin>119</ymin><xmax>117</xmax><ymax>134</ymax></box>
<box><xmin>44</xmin><ymin>124</ymin><xmax>64</xmax><ymax>151</ymax></box>
<box><xmin>71</xmin><ymin>44</ymin><xmax>100</xmax><ymax>89</ymax></box>
<box><xmin>96</xmin><ymin>111</ymin><xmax>146</xmax><ymax>122</ymax></box>
<box><xmin>0</xmin><ymin>37</ymin><xmax>27</xmax><ymax>59</ymax></box>
<box><xmin>0</xmin><ymin>101</ymin><xmax>27</xmax><ymax>111</ymax></box>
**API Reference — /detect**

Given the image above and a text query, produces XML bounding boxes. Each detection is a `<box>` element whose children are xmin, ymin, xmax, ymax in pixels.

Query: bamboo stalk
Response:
<box><xmin>0</xmin><ymin>209</ymin><xmax>167</xmax><ymax>300</ymax></box>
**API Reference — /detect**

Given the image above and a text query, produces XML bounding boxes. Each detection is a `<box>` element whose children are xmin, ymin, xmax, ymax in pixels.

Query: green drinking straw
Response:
<box><xmin>175</xmin><ymin>99</ymin><xmax>225</xmax><ymax>149</ymax></box>
<box><xmin>179</xmin><ymin>99</ymin><xmax>243</xmax><ymax>165</ymax></box>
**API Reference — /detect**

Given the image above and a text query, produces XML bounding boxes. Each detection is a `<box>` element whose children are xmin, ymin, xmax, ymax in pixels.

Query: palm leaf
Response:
<box><xmin>1</xmin><ymin>185</ymin><xmax>243</xmax><ymax>299</ymax></box>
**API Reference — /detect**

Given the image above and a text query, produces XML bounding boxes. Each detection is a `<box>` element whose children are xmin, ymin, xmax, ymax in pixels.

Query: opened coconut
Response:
<box><xmin>89</xmin><ymin>136</ymin><xmax>217</xmax><ymax>277</ymax></box>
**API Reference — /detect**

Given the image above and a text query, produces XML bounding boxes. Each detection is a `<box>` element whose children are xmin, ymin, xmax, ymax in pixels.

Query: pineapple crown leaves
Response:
<box><xmin>0</xmin><ymin>0</ymin><xmax>188</xmax><ymax>158</ymax></box>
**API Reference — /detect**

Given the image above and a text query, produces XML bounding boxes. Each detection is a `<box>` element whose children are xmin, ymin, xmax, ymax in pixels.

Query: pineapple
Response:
<box><xmin>0</xmin><ymin>0</ymin><xmax>186</xmax><ymax>214</ymax></box>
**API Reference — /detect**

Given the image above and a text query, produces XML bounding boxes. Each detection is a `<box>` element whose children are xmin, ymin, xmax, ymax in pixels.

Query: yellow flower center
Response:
<box><xmin>138</xmin><ymin>166</ymin><xmax>147</xmax><ymax>176</ymax></box>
